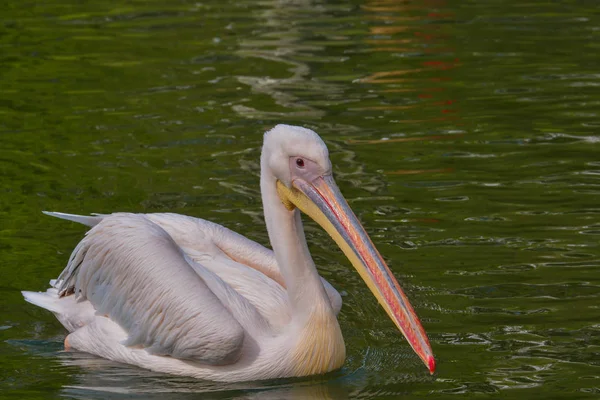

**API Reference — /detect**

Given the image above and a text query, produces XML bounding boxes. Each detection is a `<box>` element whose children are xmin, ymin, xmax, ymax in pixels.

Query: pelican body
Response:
<box><xmin>23</xmin><ymin>125</ymin><xmax>435</xmax><ymax>382</ymax></box>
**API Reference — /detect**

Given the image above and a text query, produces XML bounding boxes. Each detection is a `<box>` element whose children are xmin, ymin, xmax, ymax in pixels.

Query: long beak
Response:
<box><xmin>277</xmin><ymin>175</ymin><xmax>435</xmax><ymax>374</ymax></box>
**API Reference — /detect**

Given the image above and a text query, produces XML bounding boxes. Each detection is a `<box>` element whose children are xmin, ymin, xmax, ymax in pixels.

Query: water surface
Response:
<box><xmin>1</xmin><ymin>0</ymin><xmax>599</xmax><ymax>398</ymax></box>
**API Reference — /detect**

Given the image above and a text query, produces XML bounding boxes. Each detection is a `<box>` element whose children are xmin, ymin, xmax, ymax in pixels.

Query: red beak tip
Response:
<box><xmin>428</xmin><ymin>357</ymin><xmax>436</xmax><ymax>375</ymax></box>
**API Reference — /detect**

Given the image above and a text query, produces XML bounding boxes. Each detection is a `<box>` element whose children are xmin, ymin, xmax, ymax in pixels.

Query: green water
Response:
<box><xmin>2</xmin><ymin>0</ymin><xmax>599</xmax><ymax>398</ymax></box>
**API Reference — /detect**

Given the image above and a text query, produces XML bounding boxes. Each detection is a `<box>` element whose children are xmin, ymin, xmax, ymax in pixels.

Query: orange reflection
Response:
<box><xmin>367</xmin><ymin>15</ymin><xmax>420</xmax><ymax>22</ymax></box>
<box><xmin>354</xmin><ymin>105</ymin><xmax>417</xmax><ymax>111</ymax></box>
<box><xmin>422</xmin><ymin>60</ymin><xmax>460</xmax><ymax>69</ymax></box>
<box><xmin>360</xmin><ymin>0</ymin><xmax>461</xmax><ymax>125</ymax></box>
<box><xmin>362</xmin><ymin>5</ymin><xmax>422</xmax><ymax>12</ymax></box>
<box><xmin>359</xmin><ymin>69</ymin><xmax>424</xmax><ymax>83</ymax></box>
<box><xmin>369</xmin><ymin>26</ymin><xmax>411</xmax><ymax>35</ymax></box>
<box><xmin>364</xmin><ymin>39</ymin><xmax>413</xmax><ymax>45</ymax></box>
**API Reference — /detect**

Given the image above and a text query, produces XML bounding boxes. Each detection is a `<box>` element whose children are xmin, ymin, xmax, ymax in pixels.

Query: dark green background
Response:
<box><xmin>1</xmin><ymin>0</ymin><xmax>599</xmax><ymax>398</ymax></box>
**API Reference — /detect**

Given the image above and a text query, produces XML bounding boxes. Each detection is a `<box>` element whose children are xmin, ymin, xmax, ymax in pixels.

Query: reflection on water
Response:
<box><xmin>358</xmin><ymin>0</ymin><xmax>461</xmax><ymax>130</ymax></box>
<box><xmin>57</xmin><ymin>352</ymin><xmax>351</xmax><ymax>400</ymax></box>
<box><xmin>234</xmin><ymin>0</ymin><xmax>330</xmax><ymax>120</ymax></box>
<box><xmin>2</xmin><ymin>0</ymin><xmax>600</xmax><ymax>398</ymax></box>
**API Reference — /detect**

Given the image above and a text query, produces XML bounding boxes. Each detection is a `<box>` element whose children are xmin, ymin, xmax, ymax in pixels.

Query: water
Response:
<box><xmin>1</xmin><ymin>0</ymin><xmax>599</xmax><ymax>398</ymax></box>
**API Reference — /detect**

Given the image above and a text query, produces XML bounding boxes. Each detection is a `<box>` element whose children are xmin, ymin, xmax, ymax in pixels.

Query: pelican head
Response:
<box><xmin>262</xmin><ymin>124</ymin><xmax>435</xmax><ymax>374</ymax></box>
<box><xmin>261</xmin><ymin>124</ymin><xmax>332</xmax><ymax>187</ymax></box>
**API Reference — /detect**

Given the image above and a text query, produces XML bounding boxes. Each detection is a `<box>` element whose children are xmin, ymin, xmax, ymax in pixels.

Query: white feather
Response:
<box><xmin>23</xmin><ymin>125</ymin><xmax>355</xmax><ymax>382</ymax></box>
<box><xmin>42</xmin><ymin>211</ymin><xmax>104</xmax><ymax>227</ymax></box>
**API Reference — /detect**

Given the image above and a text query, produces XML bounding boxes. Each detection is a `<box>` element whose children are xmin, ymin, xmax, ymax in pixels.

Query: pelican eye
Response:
<box><xmin>296</xmin><ymin>158</ymin><xmax>305</xmax><ymax>168</ymax></box>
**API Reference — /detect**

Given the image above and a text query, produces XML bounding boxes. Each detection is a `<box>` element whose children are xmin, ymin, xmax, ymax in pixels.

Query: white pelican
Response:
<box><xmin>23</xmin><ymin>124</ymin><xmax>435</xmax><ymax>382</ymax></box>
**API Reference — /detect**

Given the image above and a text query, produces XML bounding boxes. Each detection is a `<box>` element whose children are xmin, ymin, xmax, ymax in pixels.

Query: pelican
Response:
<box><xmin>22</xmin><ymin>125</ymin><xmax>435</xmax><ymax>382</ymax></box>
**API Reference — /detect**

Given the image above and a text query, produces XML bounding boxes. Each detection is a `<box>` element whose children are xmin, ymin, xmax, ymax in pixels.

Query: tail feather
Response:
<box><xmin>22</xmin><ymin>288</ymin><xmax>96</xmax><ymax>332</ymax></box>
<box><xmin>22</xmin><ymin>289</ymin><xmax>62</xmax><ymax>313</ymax></box>
<box><xmin>43</xmin><ymin>211</ymin><xmax>104</xmax><ymax>227</ymax></box>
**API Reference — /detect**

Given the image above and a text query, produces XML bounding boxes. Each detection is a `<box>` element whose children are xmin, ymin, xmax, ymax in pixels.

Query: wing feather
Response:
<box><xmin>144</xmin><ymin>213</ymin><xmax>283</xmax><ymax>285</ymax></box>
<box><xmin>145</xmin><ymin>213</ymin><xmax>342</xmax><ymax>315</ymax></box>
<box><xmin>56</xmin><ymin>213</ymin><xmax>245</xmax><ymax>365</ymax></box>
<box><xmin>46</xmin><ymin>210</ymin><xmax>342</xmax><ymax>317</ymax></box>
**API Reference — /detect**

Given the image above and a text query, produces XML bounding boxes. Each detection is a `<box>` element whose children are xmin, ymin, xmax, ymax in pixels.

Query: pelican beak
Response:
<box><xmin>276</xmin><ymin>175</ymin><xmax>435</xmax><ymax>374</ymax></box>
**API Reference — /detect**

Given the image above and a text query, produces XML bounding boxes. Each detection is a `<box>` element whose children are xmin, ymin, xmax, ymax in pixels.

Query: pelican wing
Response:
<box><xmin>56</xmin><ymin>213</ymin><xmax>246</xmax><ymax>365</ymax></box>
<box><xmin>142</xmin><ymin>213</ymin><xmax>343</xmax><ymax>316</ymax></box>
<box><xmin>44</xmin><ymin>211</ymin><xmax>342</xmax><ymax>321</ymax></box>
<box><xmin>144</xmin><ymin>213</ymin><xmax>284</xmax><ymax>285</ymax></box>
